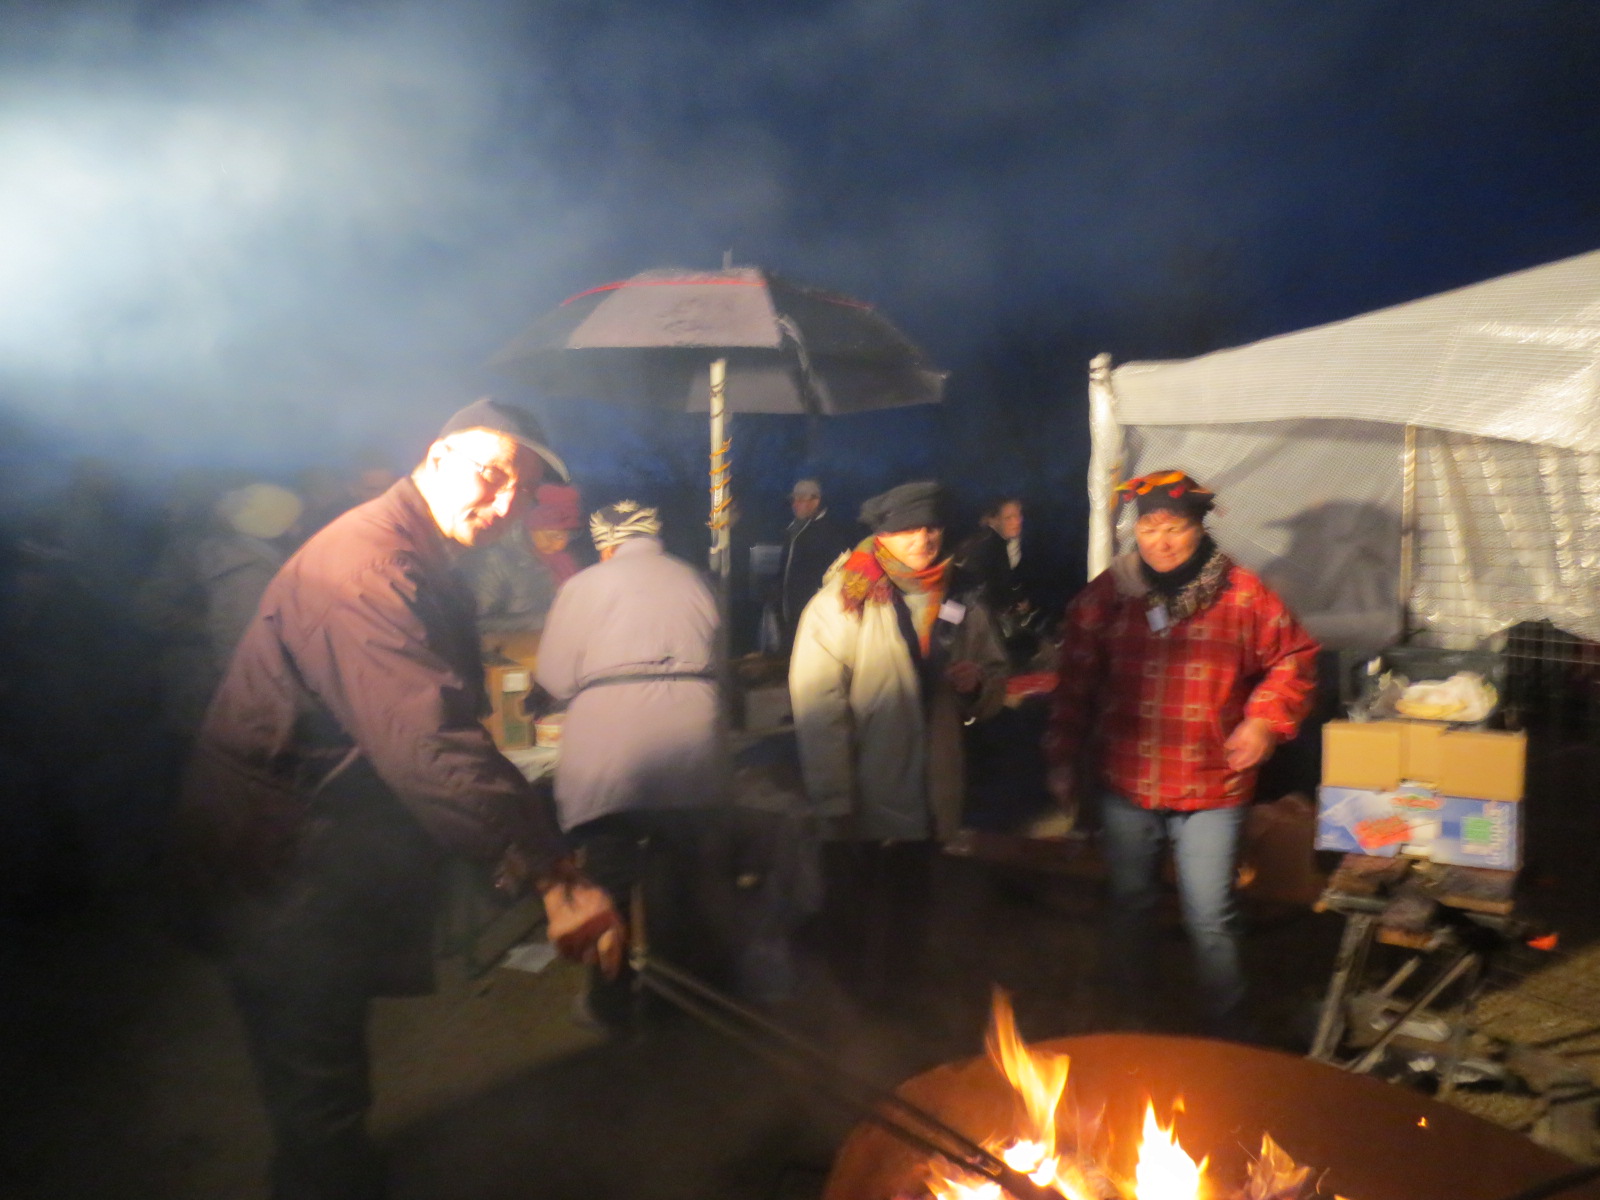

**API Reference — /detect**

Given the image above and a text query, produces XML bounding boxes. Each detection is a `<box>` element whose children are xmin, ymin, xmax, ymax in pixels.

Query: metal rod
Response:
<box><xmin>1310</xmin><ymin>912</ymin><xmax>1374</xmax><ymax>1061</ymax></box>
<box><xmin>634</xmin><ymin>956</ymin><xmax>1066</xmax><ymax>1200</ymax></box>
<box><xmin>1346</xmin><ymin>949</ymin><xmax>1479</xmax><ymax>1074</ymax></box>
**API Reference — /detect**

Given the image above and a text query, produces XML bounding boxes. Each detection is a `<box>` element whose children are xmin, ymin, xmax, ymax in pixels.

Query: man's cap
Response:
<box><xmin>791</xmin><ymin>478</ymin><xmax>822</xmax><ymax>500</ymax></box>
<box><xmin>435</xmin><ymin>397</ymin><xmax>569</xmax><ymax>482</ymax></box>
<box><xmin>859</xmin><ymin>480</ymin><xmax>944</xmax><ymax>534</ymax></box>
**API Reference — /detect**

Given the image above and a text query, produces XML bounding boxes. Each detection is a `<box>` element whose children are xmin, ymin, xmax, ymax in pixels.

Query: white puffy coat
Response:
<box><xmin>789</xmin><ymin>561</ymin><xmax>1007</xmax><ymax>841</ymax></box>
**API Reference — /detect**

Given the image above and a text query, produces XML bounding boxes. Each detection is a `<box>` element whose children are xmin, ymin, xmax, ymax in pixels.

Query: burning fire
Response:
<box><xmin>921</xmin><ymin>993</ymin><xmax>1341</xmax><ymax>1200</ymax></box>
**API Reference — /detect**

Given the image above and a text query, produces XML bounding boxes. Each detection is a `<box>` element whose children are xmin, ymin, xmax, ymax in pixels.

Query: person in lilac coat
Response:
<box><xmin>536</xmin><ymin>501</ymin><xmax>732</xmax><ymax>1027</ymax></box>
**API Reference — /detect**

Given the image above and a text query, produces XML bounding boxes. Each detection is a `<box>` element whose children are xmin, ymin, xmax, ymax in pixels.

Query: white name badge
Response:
<box><xmin>938</xmin><ymin>599</ymin><xmax>967</xmax><ymax>625</ymax></box>
<box><xmin>1146</xmin><ymin>605</ymin><xmax>1170</xmax><ymax>632</ymax></box>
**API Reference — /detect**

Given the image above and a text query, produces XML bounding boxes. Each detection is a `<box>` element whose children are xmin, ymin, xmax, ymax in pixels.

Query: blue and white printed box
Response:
<box><xmin>1315</xmin><ymin>784</ymin><xmax>1521</xmax><ymax>871</ymax></box>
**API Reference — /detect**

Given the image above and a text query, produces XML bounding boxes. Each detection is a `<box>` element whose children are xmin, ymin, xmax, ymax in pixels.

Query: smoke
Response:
<box><xmin>0</xmin><ymin>0</ymin><xmax>605</xmax><ymax>474</ymax></box>
<box><xmin>0</xmin><ymin>0</ymin><xmax>1594</xmax><ymax>489</ymax></box>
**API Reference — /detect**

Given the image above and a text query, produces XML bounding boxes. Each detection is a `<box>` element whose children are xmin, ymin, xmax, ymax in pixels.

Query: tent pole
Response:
<box><xmin>1086</xmin><ymin>353</ymin><xmax>1120</xmax><ymax>578</ymax></box>
<box><xmin>1399</xmin><ymin>424</ymin><xmax>1417</xmax><ymax>643</ymax></box>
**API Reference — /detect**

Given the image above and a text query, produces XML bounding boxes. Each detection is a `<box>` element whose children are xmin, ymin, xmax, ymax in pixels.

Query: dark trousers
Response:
<box><xmin>229</xmin><ymin>965</ymin><xmax>386</xmax><ymax>1200</ymax></box>
<box><xmin>807</xmin><ymin>840</ymin><xmax>935</xmax><ymax>1009</ymax></box>
<box><xmin>568</xmin><ymin>808</ymin><xmax>738</xmax><ymax>1026</ymax></box>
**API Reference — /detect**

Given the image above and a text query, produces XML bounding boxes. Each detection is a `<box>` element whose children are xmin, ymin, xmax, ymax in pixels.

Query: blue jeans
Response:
<box><xmin>1099</xmin><ymin>791</ymin><xmax>1246</xmax><ymax>1032</ymax></box>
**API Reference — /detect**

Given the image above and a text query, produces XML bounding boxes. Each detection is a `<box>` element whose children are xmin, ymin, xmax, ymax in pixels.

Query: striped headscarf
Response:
<box><xmin>589</xmin><ymin>500</ymin><xmax>662</xmax><ymax>551</ymax></box>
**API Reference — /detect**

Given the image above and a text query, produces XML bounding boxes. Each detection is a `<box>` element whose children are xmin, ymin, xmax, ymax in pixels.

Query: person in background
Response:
<box><xmin>197</xmin><ymin>483</ymin><xmax>304</xmax><ymax>675</ymax></box>
<box><xmin>1044</xmin><ymin>470</ymin><xmax>1318</xmax><ymax>1037</ymax></box>
<box><xmin>173</xmin><ymin>399</ymin><xmax>620</xmax><ymax>1200</ymax></box>
<box><xmin>775</xmin><ymin>478</ymin><xmax>854</xmax><ymax>654</ymax></box>
<box><xmin>525</xmin><ymin>482</ymin><xmax>586</xmax><ymax>585</ymax></box>
<box><xmin>535</xmin><ymin>501</ymin><xmax>731</xmax><ymax>1029</ymax></box>
<box><xmin>956</xmin><ymin>496</ymin><xmax>1039</xmax><ymax>668</ymax></box>
<box><xmin>294</xmin><ymin>461</ymin><xmax>401</xmax><ymax>539</ymax></box>
<box><xmin>789</xmin><ymin>481</ymin><xmax>1007</xmax><ymax>1005</ymax></box>
<box><xmin>457</xmin><ymin>486</ymin><xmax>579</xmax><ymax>640</ymax></box>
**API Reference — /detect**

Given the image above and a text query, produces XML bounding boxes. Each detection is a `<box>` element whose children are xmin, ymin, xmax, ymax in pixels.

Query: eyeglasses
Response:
<box><xmin>448</xmin><ymin>445</ymin><xmax>522</xmax><ymax>503</ymax></box>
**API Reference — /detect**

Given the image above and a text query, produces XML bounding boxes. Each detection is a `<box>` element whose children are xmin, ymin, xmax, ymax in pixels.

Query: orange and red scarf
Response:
<box><xmin>837</xmin><ymin>535</ymin><xmax>949</xmax><ymax>653</ymax></box>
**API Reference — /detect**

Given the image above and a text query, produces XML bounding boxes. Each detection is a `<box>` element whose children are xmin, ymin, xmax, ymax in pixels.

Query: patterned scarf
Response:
<box><xmin>838</xmin><ymin>535</ymin><xmax>949</xmax><ymax>653</ymax></box>
<box><xmin>1151</xmin><ymin>540</ymin><xmax>1232</xmax><ymax>625</ymax></box>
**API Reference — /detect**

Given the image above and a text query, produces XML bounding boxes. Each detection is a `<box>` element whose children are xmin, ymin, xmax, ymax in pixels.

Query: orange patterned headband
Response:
<box><xmin>1113</xmin><ymin>471</ymin><xmax>1215</xmax><ymax>512</ymax></box>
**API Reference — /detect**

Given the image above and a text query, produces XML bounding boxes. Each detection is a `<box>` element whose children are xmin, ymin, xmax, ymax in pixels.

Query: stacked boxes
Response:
<box><xmin>1315</xmin><ymin>720</ymin><xmax>1525</xmax><ymax>870</ymax></box>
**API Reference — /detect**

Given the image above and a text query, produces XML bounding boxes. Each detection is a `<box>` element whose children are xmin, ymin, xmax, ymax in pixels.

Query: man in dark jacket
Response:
<box><xmin>776</xmin><ymin>478</ymin><xmax>854</xmax><ymax>653</ymax></box>
<box><xmin>174</xmin><ymin>399</ymin><xmax>620</xmax><ymax>1200</ymax></box>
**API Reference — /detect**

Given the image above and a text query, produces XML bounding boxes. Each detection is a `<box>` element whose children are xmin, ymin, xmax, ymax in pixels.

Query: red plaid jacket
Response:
<box><xmin>1045</xmin><ymin>553</ymin><xmax>1318</xmax><ymax>811</ymax></box>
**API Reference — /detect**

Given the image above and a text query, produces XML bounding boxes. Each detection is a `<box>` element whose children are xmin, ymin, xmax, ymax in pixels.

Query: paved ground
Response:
<box><xmin>4</xmin><ymin>735</ymin><xmax>1598</xmax><ymax>1200</ymax></box>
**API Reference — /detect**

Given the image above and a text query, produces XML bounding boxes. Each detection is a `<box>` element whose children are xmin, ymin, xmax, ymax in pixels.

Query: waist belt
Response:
<box><xmin>576</xmin><ymin>669</ymin><xmax>717</xmax><ymax>693</ymax></box>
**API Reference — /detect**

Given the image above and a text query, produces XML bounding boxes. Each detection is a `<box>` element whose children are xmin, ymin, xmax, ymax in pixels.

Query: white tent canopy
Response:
<box><xmin>1089</xmin><ymin>247</ymin><xmax>1600</xmax><ymax>650</ymax></box>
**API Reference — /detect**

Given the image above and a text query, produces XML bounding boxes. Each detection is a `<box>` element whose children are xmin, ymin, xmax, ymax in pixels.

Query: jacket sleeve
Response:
<box><xmin>955</xmin><ymin>599</ymin><xmax>1009</xmax><ymax>723</ymax></box>
<box><xmin>1241</xmin><ymin>582</ymin><xmax>1321</xmax><ymax>739</ymax></box>
<box><xmin>788</xmin><ymin>589</ymin><xmax>857</xmax><ymax>819</ymax></box>
<box><xmin>288</xmin><ymin>555</ymin><xmax>567</xmax><ymax>872</ymax></box>
<box><xmin>1044</xmin><ymin>572</ymin><xmax>1114</xmax><ymax>769</ymax></box>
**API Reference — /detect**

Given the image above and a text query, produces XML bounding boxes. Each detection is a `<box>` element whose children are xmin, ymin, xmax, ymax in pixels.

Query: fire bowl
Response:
<box><xmin>823</xmin><ymin>1033</ymin><xmax>1600</xmax><ymax>1200</ymax></box>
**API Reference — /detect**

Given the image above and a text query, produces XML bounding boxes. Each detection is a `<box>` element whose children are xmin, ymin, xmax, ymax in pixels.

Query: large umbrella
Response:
<box><xmin>489</xmin><ymin>265</ymin><xmax>946</xmax><ymax>587</ymax></box>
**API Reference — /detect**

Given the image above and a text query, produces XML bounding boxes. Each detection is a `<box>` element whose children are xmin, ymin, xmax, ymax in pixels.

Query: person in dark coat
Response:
<box><xmin>536</xmin><ymin>500</ymin><xmax>732</xmax><ymax>1026</ymax></box>
<box><xmin>955</xmin><ymin>496</ymin><xmax>1039</xmax><ymax>666</ymax></box>
<box><xmin>776</xmin><ymin>478</ymin><xmax>855</xmax><ymax>653</ymax></box>
<box><xmin>172</xmin><ymin>399</ymin><xmax>621</xmax><ymax>1200</ymax></box>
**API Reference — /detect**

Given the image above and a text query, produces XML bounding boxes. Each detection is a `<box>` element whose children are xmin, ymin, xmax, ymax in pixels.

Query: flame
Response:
<box><xmin>1132</xmin><ymin>1102</ymin><xmax>1207</xmax><ymax>1200</ymax></box>
<box><xmin>986</xmin><ymin>991</ymin><xmax>1071</xmax><ymax>1165</ymax></box>
<box><xmin>921</xmin><ymin>993</ymin><xmax>1341</xmax><ymax>1200</ymax></box>
<box><xmin>925</xmin><ymin>991</ymin><xmax>1099</xmax><ymax>1200</ymax></box>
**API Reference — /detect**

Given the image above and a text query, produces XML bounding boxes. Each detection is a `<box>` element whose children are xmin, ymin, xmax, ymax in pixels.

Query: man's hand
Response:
<box><xmin>1224</xmin><ymin>716</ymin><xmax>1277</xmax><ymax>772</ymax></box>
<box><xmin>946</xmin><ymin>659</ymin><xmax>983</xmax><ymax>694</ymax></box>
<box><xmin>542</xmin><ymin>880</ymin><xmax>626</xmax><ymax>979</ymax></box>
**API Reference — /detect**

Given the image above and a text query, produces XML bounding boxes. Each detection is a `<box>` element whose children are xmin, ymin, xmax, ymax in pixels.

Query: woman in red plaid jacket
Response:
<box><xmin>1045</xmin><ymin>471</ymin><xmax>1318</xmax><ymax>1034</ymax></box>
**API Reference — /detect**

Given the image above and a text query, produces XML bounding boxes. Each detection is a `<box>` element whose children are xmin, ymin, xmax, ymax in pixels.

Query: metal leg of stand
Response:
<box><xmin>1347</xmin><ymin>949</ymin><xmax>1480</xmax><ymax>1075</ymax></box>
<box><xmin>1310</xmin><ymin>911</ymin><xmax>1376</xmax><ymax>1061</ymax></box>
<box><xmin>1437</xmin><ymin>953</ymin><xmax>1485</xmax><ymax>1100</ymax></box>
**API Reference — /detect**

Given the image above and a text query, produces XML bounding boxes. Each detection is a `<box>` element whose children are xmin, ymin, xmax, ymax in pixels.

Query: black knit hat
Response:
<box><xmin>859</xmin><ymin>480</ymin><xmax>944</xmax><ymax>533</ymax></box>
<box><xmin>436</xmin><ymin>397</ymin><xmax>569</xmax><ymax>482</ymax></box>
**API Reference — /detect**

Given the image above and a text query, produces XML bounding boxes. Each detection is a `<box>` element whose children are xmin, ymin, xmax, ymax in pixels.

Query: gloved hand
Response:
<box><xmin>497</xmin><ymin>850</ymin><xmax>627</xmax><ymax>977</ymax></box>
<box><xmin>540</xmin><ymin>874</ymin><xmax>626</xmax><ymax>979</ymax></box>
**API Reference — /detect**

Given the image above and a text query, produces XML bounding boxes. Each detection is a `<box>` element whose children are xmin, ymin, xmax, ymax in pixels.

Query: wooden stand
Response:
<box><xmin>1309</xmin><ymin>854</ymin><xmax>1596</xmax><ymax>1157</ymax></box>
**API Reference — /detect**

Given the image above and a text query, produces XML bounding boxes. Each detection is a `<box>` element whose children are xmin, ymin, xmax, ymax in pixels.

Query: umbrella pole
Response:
<box><xmin>708</xmin><ymin>359</ymin><xmax>736</xmax><ymax>722</ymax></box>
<box><xmin>709</xmin><ymin>356</ymin><xmax>732</xmax><ymax>588</ymax></box>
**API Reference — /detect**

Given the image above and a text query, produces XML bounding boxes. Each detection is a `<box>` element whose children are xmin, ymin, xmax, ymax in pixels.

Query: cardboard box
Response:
<box><xmin>1316</xmin><ymin>784</ymin><xmax>1521</xmax><ymax>871</ymax></box>
<box><xmin>1321</xmin><ymin>720</ymin><xmax>1525</xmax><ymax>802</ymax></box>
<box><xmin>1436</xmin><ymin>729</ymin><xmax>1526</xmax><ymax>803</ymax></box>
<box><xmin>484</xmin><ymin>661</ymin><xmax>534</xmax><ymax>750</ymax></box>
<box><xmin>1322</xmin><ymin>721</ymin><xmax>1405</xmax><ymax>790</ymax></box>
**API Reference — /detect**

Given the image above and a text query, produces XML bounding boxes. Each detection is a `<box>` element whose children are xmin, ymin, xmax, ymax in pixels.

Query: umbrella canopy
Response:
<box><xmin>489</xmin><ymin>266</ymin><xmax>946</xmax><ymax>414</ymax></box>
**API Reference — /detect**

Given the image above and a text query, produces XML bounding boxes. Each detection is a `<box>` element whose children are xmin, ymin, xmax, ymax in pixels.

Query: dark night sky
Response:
<box><xmin>2</xmin><ymin>0</ymin><xmax>1598</xmax><ymax>574</ymax></box>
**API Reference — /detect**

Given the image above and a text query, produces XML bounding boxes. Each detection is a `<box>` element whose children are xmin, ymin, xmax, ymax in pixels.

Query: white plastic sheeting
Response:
<box><xmin>1093</xmin><ymin>248</ymin><xmax>1600</xmax><ymax>650</ymax></box>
